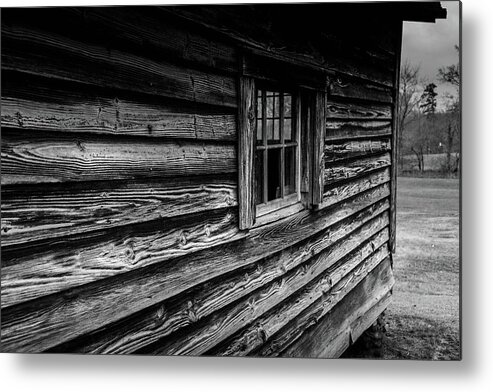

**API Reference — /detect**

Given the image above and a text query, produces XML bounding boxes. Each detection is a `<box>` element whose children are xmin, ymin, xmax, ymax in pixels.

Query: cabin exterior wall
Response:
<box><xmin>1</xmin><ymin>5</ymin><xmax>401</xmax><ymax>356</ymax></box>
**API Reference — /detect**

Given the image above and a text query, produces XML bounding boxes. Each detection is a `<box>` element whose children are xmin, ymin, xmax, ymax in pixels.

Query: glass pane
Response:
<box><xmin>273</xmin><ymin>93</ymin><xmax>279</xmax><ymax>118</ymax></box>
<box><xmin>257</xmin><ymin>90</ymin><xmax>263</xmax><ymax>119</ymax></box>
<box><xmin>284</xmin><ymin>146</ymin><xmax>296</xmax><ymax>196</ymax></box>
<box><xmin>255</xmin><ymin>150</ymin><xmax>264</xmax><ymax>205</ymax></box>
<box><xmin>284</xmin><ymin>94</ymin><xmax>292</xmax><ymax>117</ymax></box>
<box><xmin>266</xmin><ymin>119</ymin><xmax>274</xmax><ymax>141</ymax></box>
<box><xmin>269</xmin><ymin>119</ymin><xmax>280</xmax><ymax>144</ymax></box>
<box><xmin>256</xmin><ymin>119</ymin><xmax>262</xmax><ymax>143</ymax></box>
<box><xmin>266</xmin><ymin>91</ymin><xmax>274</xmax><ymax>117</ymax></box>
<box><xmin>284</xmin><ymin>117</ymin><xmax>292</xmax><ymax>142</ymax></box>
<box><xmin>267</xmin><ymin>148</ymin><xmax>282</xmax><ymax>201</ymax></box>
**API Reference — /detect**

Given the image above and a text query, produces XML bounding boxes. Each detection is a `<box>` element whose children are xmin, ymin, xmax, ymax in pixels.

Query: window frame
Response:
<box><xmin>254</xmin><ymin>86</ymin><xmax>302</xmax><ymax>219</ymax></box>
<box><xmin>238</xmin><ymin>60</ymin><xmax>326</xmax><ymax>230</ymax></box>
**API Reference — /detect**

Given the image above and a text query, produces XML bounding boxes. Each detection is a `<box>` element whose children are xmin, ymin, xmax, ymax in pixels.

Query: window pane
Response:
<box><xmin>267</xmin><ymin>148</ymin><xmax>282</xmax><ymax>201</ymax></box>
<box><xmin>273</xmin><ymin>93</ymin><xmax>279</xmax><ymax>118</ymax></box>
<box><xmin>266</xmin><ymin>119</ymin><xmax>274</xmax><ymax>141</ymax></box>
<box><xmin>285</xmin><ymin>146</ymin><xmax>296</xmax><ymax>196</ymax></box>
<box><xmin>255</xmin><ymin>150</ymin><xmax>264</xmax><ymax>205</ymax></box>
<box><xmin>266</xmin><ymin>91</ymin><xmax>274</xmax><ymax>117</ymax></box>
<box><xmin>284</xmin><ymin>117</ymin><xmax>292</xmax><ymax>142</ymax></box>
<box><xmin>257</xmin><ymin>90</ymin><xmax>263</xmax><ymax>119</ymax></box>
<box><xmin>284</xmin><ymin>94</ymin><xmax>292</xmax><ymax>117</ymax></box>
<box><xmin>256</xmin><ymin>119</ymin><xmax>263</xmax><ymax>143</ymax></box>
<box><xmin>268</xmin><ymin>119</ymin><xmax>280</xmax><ymax>144</ymax></box>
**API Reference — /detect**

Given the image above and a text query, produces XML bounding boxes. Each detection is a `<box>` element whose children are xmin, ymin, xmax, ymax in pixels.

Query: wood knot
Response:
<box><xmin>256</xmin><ymin>325</ymin><xmax>267</xmax><ymax>343</ymax></box>
<box><xmin>76</xmin><ymin>140</ymin><xmax>86</xmax><ymax>152</ymax></box>
<box><xmin>204</xmin><ymin>224</ymin><xmax>211</xmax><ymax>237</ymax></box>
<box><xmin>16</xmin><ymin>112</ymin><xmax>24</xmax><ymax>127</ymax></box>
<box><xmin>125</xmin><ymin>242</ymin><xmax>136</xmax><ymax>264</ymax></box>
<box><xmin>179</xmin><ymin>231</ymin><xmax>188</xmax><ymax>246</ymax></box>
<box><xmin>187</xmin><ymin>300</ymin><xmax>198</xmax><ymax>323</ymax></box>
<box><xmin>156</xmin><ymin>305</ymin><xmax>167</xmax><ymax>321</ymax></box>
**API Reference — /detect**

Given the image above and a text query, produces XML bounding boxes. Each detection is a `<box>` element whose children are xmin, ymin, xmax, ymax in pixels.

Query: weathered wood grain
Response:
<box><xmin>312</xmin><ymin>90</ymin><xmax>326</xmax><ymax>205</ymax></box>
<box><xmin>320</xmin><ymin>168</ymin><xmax>390</xmax><ymax>210</ymax></box>
<box><xmin>0</xmin><ymin>184</ymin><xmax>389</xmax><ymax>352</ymax></box>
<box><xmin>324</xmin><ymin>153</ymin><xmax>391</xmax><ymax>186</ymax></box>
<box><xmin>1</xmin><ymin>24</ymin><xmax>237</xmax><ymax>107</ymax></box>
<box><xmin>328</xmin><ymin>73</ymin><xmax>393</xmax><ymax>103</ymax></box>
<box><xmin>1</xmin><ymin>176</ymin><xmax>237</xmax><ymax>248</ymax></box>
<box><xmin>164</xmin><ymin>5</ymin><xmax>394</xmax><ymax>87</ymax></box>
<box><xmin>1</xmin><ymin>207</ymin><xmax>243</xmax><ymax>309</ymax></box>
<box><xmin>1</xmin><ymin>7</ymin><xmax>238</xmax><ymax>74</ymax></box>
<box><xmin>324</xmin><ymin>138</ymin><xmax>391</xmax><ymax>162</ymax></box>
<box><xmin>1</xmin><ymin>94</ymin><xmax>236</xmax><ymax>140</ymax></box>
<box><xmin>238</xmin><ymin>77</ymin><xmax>256</xmax><ymax>229</ymax></box>
<box><xmin>207</xmin><ymin>228</ymin><xmax>390</xmax><ymax>357</ymax></box>
<box><xmin>1</xmin><ymin>130</ymin><xmax>236</xmax><ymax>185</ymax></box>
<box><xmin>56</xmin><ymin>199</ymin><xmax>389</xmax><ymax>354</ymax></box>
<box><xmin>326</xmin><ymin>100</ymin><xmax>392</xmax><ymax>120</ymax></box>
<box><xmin>280</xmin><ymin>258</ymin><xmax>394</xmax><ymax>358</ymax></box>
<box><xmin>325</xmin><ymin>120</ymin><xmax>392</xmax><ymax>140</ymax></box>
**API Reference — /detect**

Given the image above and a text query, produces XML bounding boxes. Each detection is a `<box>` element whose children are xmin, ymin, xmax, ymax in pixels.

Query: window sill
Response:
<box><xmin>253</xmin><ymin>197</ymin><xmax>305</xmax><ymax>229</ymax></box>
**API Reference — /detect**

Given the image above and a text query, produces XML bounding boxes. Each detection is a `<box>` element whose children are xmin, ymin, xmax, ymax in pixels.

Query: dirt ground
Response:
<box><xmin>345</xmin><ymin>176</ymin><xmax>460</xmax><ymax>360</ymax></box>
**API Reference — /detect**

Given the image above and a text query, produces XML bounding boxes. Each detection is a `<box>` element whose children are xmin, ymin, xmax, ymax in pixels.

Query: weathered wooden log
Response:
<box><xmin>0</xmin><ymin>184</ymin><xmax>389</xmax><ymax>353</ymax></box>
<box><xmin>1</xmin><ymin>88</ymin><xmax>236</xmax><ymax>140</ymax></box>
<box><xmin>1</xmin><ymin>129</ymin><xmax>237</xmax><ymax>185</ymax></box>
<box><xmin>320</xmin><ymin>168</ymin><xmax>390</xmax><ymax>210</ymax></box>
<box><xmin>140</xmin><ymin>213</ymin><xmax>389</xmax><ymax>355</ymax></box>
<box><xmin>1</xmin><ymin>176</ymin><xmax>237</xmax><ymax>248</ymax></box>
<box><xmin>324</xmin><ymin>153</ymin><xmax>391</xmax><ymax>185</ymax></box>
<box><xmin>1</xmin><ymin>207</ymin><xmax>243</xmax><ymax>308</ymax></box>
<box><xmin>55</xmin><ymin>200</ymin><xmax>389</xmax><ymax>354</ymax></box>
<box><xmin>163</xmin><ymin>5</ymin><xmax>394</xmax><ymax>87</ymax></box>
<box><xmin>1</xmin><ymin>24</ymin><xmax>237</xmax><ymax>107</ymax></box>
<box><xmin>1</xmin><ymin>7</ymin><xmax>238</xmax><ymax>74</ymax></box>
<box><xmin>260</xmin><ymin>257</ymin><xmax>393</xmax><ymax>357</ymax></box>
<box><xmin>328</xmin><ymin>73</ymin><xmax>393</xmax><ymax>103</ymax></box>
<box><xmin>324</xmin><ymin>138</ymin><xmax>391</xmax><ymax>162</ymax></box>
<box><xmin>326</xmin><ymin>100</ymin><xmax>392</xmax><ymax>120</ymax></box>
<box><xmin>325</xmin><ymin>120</ymin><xmax>392</xmax><ymax>141</ymax></box>
<box><xmin>207</xmin><ymin>229</ymin><xmax>390</xmax><ymax>357</ymax></box>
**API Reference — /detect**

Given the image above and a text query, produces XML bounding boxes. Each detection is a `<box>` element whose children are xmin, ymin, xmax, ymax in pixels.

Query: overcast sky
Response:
<box><xmin>401</xmin><ymin>1</ymin><xmax>460</xmax><ymax>110</ymax></box>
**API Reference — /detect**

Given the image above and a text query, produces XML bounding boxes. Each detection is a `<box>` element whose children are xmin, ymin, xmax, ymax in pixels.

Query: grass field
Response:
<box><xmin>383</xmin><ymin>176</ymin><xmax>460</xmax><ymax>360</ymax></box>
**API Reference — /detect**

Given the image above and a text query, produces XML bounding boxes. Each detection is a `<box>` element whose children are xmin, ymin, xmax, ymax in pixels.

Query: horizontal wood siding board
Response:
<box><xmin>2</xmin><ymin>8</ymin><xmax>238</xmax><ymax>75</ymax></box>
<box><xmin>1</xmin><ymin>25</ymin><xmax>237</xmax><ymax>108</ymax></box>
<box><xmin>325</xmin><ymin>120</ymin><xmax>392</xmax><ymax>141</ymax></box>
<box><xmin>279</xmin><ymin>258</ymin><xmax>394</xmax><ymax>358</ymax></box>
<box><xmin>0</xmin><ymin>184</ymin><xmax>390</xmax><ymax>352</ymax></box>
<box><xmin>206</xmin><ymin>226</ymin><xmax>390</xmax><ymax>357</ymax></box>
<box><xmin>326</xmin><ymin>100</ymin><xmax>392</xmax><ymax>121</ymax></box>
<box><xmin>164</xmin><ymin>7</ymin><xmax>394</xmax><ymax>87</ymax></box>
<box><xmin>328</xmin><ymin>74</ymin><xmax>393</xmax><ymax>104</ymax></box>
<box><xmin>1</xmin><ymin>177</ymin><xmax>238</xmax><ymax>249</ymax></box>
<box><xmin>324</xmin><ymin>138</ymin><xmax>391</xmax><ymax>162</ymax></box>
<box><xmin>320</xmin><ymin>168</ymin><xmax>391</xmax><ymax>210</ymax></box>
<box><xmin>1</xmin><ymin>206</ymin><xmax>243</xmax><ymax>308</ymax></box>
<box><xmin>53</xmin><ymin>198</ymin><xmax>389</xmax><ymax>354</ymax></box>
<box><xmin>1</xmin><ymin>129</ymin><xmax>236</xmax><ymax>185</ymax></box>
<box><xmin>324</xmin><ymin>153</ymin><xmax>391</xmax><ymax>186</ymax></box>
<box><xmin>1</xmin><ymin>94</ymin><xmax>237</xmax><ymax>141</ymax></box>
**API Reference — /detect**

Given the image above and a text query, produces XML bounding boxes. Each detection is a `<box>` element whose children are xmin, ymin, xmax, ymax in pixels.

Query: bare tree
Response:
<box><xmin>438</xmin><ymin>45</ymin><xmax>460</xmax><ymax>89</ymax></box>
<box><xmin>438</xmin><ymin>45</ymin><xmax>460</xmax><ymax>173</ymax></box>
<box><xmin>398</xmin><ymin>60</ymin><xmax>421</xmax><ymax>170</ymax></box>
<box><xmin>410</xmin><ymin>83</ymin><xmax>437</xmax><ymax>172</ymax></box>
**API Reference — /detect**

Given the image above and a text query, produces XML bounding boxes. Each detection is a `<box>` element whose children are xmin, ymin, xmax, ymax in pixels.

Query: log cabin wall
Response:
<box><xmin>1</xmin><ymin>4</ymin><xmax>402</xmax><ymax>356</ymax></box>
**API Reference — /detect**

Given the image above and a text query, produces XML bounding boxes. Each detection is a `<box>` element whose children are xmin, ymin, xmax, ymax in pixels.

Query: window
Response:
<box><xmin>238</xmin><ymin>74</ymin><xmax>326</xmax><ymax>230</ymax></box>
<box><xmin>255</xmin><ymin>88</ymin><xmax>300</xmax><ymax>217</ymax></box>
